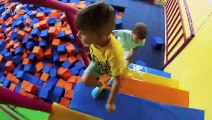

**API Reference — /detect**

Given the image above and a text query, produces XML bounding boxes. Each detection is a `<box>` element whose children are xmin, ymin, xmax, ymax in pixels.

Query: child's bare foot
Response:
<box><xmin>106</xmin><ymin>103</ymin><xmax>116</xmax><ymax>113</ymax></box>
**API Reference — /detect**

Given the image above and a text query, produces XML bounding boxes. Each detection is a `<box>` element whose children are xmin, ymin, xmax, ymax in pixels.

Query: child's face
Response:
<box><xmin>132</xmin><ymin>33</ymin><xmax>142</xmax><ymax>43</ymax></box>
<box><xmin>77</xmin><ymin>30</ymin><xmax>97</xmax><ymax>46</ymax></box>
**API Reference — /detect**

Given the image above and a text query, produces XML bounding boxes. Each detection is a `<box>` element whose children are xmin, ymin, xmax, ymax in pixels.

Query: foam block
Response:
<box><xmin>70</xmin><ymin>82</ymin><xmax>204</xmax><ymax>120</ymax></box>
<box><xmin>152</xmin><ymin>37</ymin><xmax>164</xmax><ymax>50</ymax></box>
<box><xmin>24</xmin><ymin>64</ymin><xmax>36</xmax><ymax>73</ymax></box>
<box><xmin>31</xmin><ymin>28</ymin><xmax>40</xmax><ymax>38</ymax></box>
<box><xmin>40</xmin><ymin>29</ymin><xmax>50</xmax><ymax>39</ymax></box>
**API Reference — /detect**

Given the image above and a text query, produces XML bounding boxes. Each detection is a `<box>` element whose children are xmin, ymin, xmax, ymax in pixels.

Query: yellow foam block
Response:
<box><xmin>126</xmin><ymin>69</ymin><xmax>179</xmax><ymax>89</ymax></box>
<box><xmin>49</xmin><ymin>103</ymin><xmax>101</xmax><ymax>120</ymax></box>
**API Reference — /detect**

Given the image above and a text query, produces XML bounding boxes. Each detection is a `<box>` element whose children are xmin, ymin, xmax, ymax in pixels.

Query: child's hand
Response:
<box><xmin>106</xmin><ymin>103</ymin><xmax>116</xmax><ymax>113</ymax></box>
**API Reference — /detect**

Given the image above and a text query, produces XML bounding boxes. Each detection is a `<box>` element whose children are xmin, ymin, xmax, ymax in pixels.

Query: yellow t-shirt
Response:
<box><xmin>90</xmin><ymin>34</ymin><xmax>126</xmax><ymax>76</ymax></box>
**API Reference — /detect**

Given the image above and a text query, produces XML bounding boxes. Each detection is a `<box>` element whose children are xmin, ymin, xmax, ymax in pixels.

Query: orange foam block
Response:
<box><xmin>0</xmin><ymin>54</ymin><xmax>3</xmax><ymax>62</ymax></box>
<box><xmin>23</xmin><ymin>25</ymin><xmax>32</xmax><ymax>33</ymax></box>
<box><xmin>5</xmin><ymin>17</ymin><xmax>13</xmax><ymax>26</ymax></box>
<box><xmin>0</xmin><ymin>33</ymin><xmax>4</xmax><ymax>39</ymax></box>
<box><xmin>6</xmin><ymin>72</ymin><xmax>13</xmax><ymax>80</ymax></box>
<box><xmin>49</xmin><ymin>10</ymin><xmax>61</xmax><ymax>18</ymax></box>
<box><xmin>10</xmin><ymin>75</ymin><xmax>19</xmax><ymax>84</ymax></box>
<box><xmin>57</xmin><ymin>79</ymin><xmax>66</xmax><ymax>88</ymax></box>
<box><xmin>66</xmin><ymin>44</ymin><xmax>76</xmax><ymax>55</ymax></box>
<box><xmin>17</xmin><ymin>9</ymin><xmax>25</xmax><ymax>15</ymax></box>
<box><xmin>21</xmin><ymin>80</ymin><xmax>31</xmax><ymax>90</ymax></box>
<box><xmin>64</xmin><ymin>89</ymin><xmax>74</xmax><ymax>99</ymax></box>
<box><xmin>35</xmin><ymin>62</ymin><xmax>44</xmax><ymax>72</ymax></box>
<box><xmin>40</xmin><ymin>72</ymin><xmax>50</xmax><ymax>82</ymax></box>
<box><xmin>75</xmin><ymin>4</ymin><xmax>86</xmax><ymax>9</ymax></box>
<box><xmin>44</xmin><ymin>46</ymin><xmax>52</xmax><ymax>58</ymax></box>
<box><xmin>20</xmin><ymin>89</ymin><xmax>28</xmax><ymax>97</ymax></box>
<box><xmin>64</xmin><ymin>82</ymin><xmax>73</xmax><ymax>91</ymax></box>
<box><xmin>22</xmin><ymin>58</ymin><xmax>31</xmax><ymax>65</ymax></box>
<box><xmin>25</xmin><ymin>18</ymin><xmax>32</xmax><ymax>25</ymax></box>
<box><xmin>68</xmin><ymin>56</ymin><xmax>77</xmax><ymax>64</ymax></box>
<box><xmin>5</xmin><ymin>61</ymin><xmax>14</xmax><ymax>71</ymax></box>
<box><xmin>9</xmin><ymin>83</ymin><xmax>17</xmax><ymax>91</ymax></box>
<box><xmin>13</xmin><ymin>42</ymin><xmax>21</xmax><ymax>49</ymax></box>
<box><xmin>17</xmin><ymin>30</ymin><xmax>25</xmax><ymax>40</ymax></box>
<box><xmin>25</xmin><ymin>83</ymin><xmax>38</xmax><ymax>95</ymax></box>
<box><xmin>55</xmin><ymin>22</ymin><xmax>62</xmax><ymax>27</ymax></box>
<box><xmin>52</xmin><ymin>39</ymin><xmax>61</xmax><ymax>47</ymax></box>
<box><xmin>100</xmin><ymin>75</ymin><xmax>189</xmax><ymax>107</ymax></box>
<box><xmin>6</xmin><ymin>40</ymin><xmax>14</xmax><ymax>48</ymax></box>
<box><xmin>59</xmin><ymin>54</ymin><xmax>67</xmax><ymax>62</ymax></box>
<box><xmin>34</xmin><ymin>72</ymin><xmax>41</xmax><ymax>78</ymax></box>
<box><xmin>0</xmin><ymin>18</ymin><xmax>4</xmax><ymax>24</ymax></box>
<box><xmin>32</xmin><ymin>46</ymin><xmax>44</xmax><ymax>59</ymax></box>
<box><xmin>57</xmin><ymin>67</ymin><xmax>71</xmax><ymax>80</ymax></box>
<box><xmin>59</xmin><ymin>97</ymin><xmax>70</xmax><ymax>108</ymax></box>
<box><xmin>68</xmin><ymin>76</ymin><xmax>77</xmax><ymax>83</ymax></box>
<box><xmin>76</xmin><ymin>76</ymin><xmax>82</xmax><ymax>83</ymax></box>
<box><xmin>33</xmin><ymin>22</ymin><xmax>41</xmax><ymax>29</ymax></box>
<box><xmin>36</xmin><ymin>12</ymin><xmax>46</xmax><ymax>21</ymax></box>
<box><xmin>48</xmin><ymin>27</ymin><xmax>59</xmax><ymax>37</ymax></box>
<box><xmin>40</xmin><ymin>19</ymin><xmax>49</xmax><ymax>30</ymax></box>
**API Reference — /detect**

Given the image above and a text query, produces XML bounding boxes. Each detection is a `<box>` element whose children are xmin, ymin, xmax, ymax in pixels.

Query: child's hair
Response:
<box><xmin>132</xmin><ymin>23</ymin><xmax>147</xmax><ymax>40</ymax></box>
<box><xmin>76</xmin><ymin>2</ymin><xmax>115</xmax><ymax>36</ymax></box>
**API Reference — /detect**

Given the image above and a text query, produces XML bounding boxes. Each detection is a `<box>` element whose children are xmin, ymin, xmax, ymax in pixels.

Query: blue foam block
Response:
<box><xmin>75</xmin><ymin>61</ymin><xmax>85</xmax><ymax>70</ymax></box>
<box><xmin>10</xmin><ymin>31</ymin><xmax>18</xmax><ymax>40</ymax></box>
<box><xmin>24</xmin><ymin>64</ymin><xmax>36</xmax><ymax>73</ymax></box>
<box><xmin>39</xmin><ymin>40</ymin><xmax>48</xmax><ymax>49</ymax></box>
<box><xmin>1</xmin><ymin>48</ymin><xmax>9</xmax><ymax>55</ymax></box>
<box><xmin>16</xmin><ymin>20</ymin><xmax>25</xmax><ymax>29</ymax></box>
<box><xmin>4</xmin><ymin>52</ymin><xmax>13</xmax><ymax>61</ymax></box>
<box><xmin>14</xmin><ymin>46</ymin><xmax>23</xmax><ymax>55</ymax></box>
<box><xmin>48</xmin><ymin>18</ymin><xmax>56</xmax><ymax>26</ymax></box>
<box><xmin>13</xmin><ymin>64</ymin><xmax>22</xmax><ymax>75</ymax></box>
<box><xmin>152</xmin><ymin>37</ymin><xmax>164</xmax><ymax>50</ymax></box>
<box><xmin>68</xmin><ymin>34</ymin><xmax>74</xmax><ymax>43</ymax></box>
<box><xmin>38</xmin><ymin>88</ymin><xmax>53</xmax><ymax>100</ymax></box>
<box><xmin>57</xmin><ymin>44</ymin><xmax>66</xmax><ymax>53</ymax></box>
<box><xmin>70</xmin><ymin>82</ymin><xmax>204</xmax><ymax>120</ymax></box>
<box><xmin>0</xmin><ymin>63</ymin><xmax>5</xmax><ymax>72</ymax></box>
<box><xmin>31</xmin><ymin>28</ymin><xmax>40</xmax><ymax>38</ymax></box>
<box><xmin>14</xmin><ymin>86</ymin><xmax>21</xmax><ymax>93</ymax></box>
<box><xmin>22</xmin><ymin>37</ymin><xmax>29</xmax><ymax>46</ymax></box>
<box><xmin>79</xmin><ymin>69</ymin><xmax>84</xmax><ymax>76</ymax></box>
<box><xmin>3</xmin><ymin>79</ymin><xmax>11</xmax><ymax>88</ymax></box>
<box><xmin>42</xmin><ymin>65</ymin><xmax>51</xmax><ymax>73</ymax></box>
<box><xmin>69</xmin><ymin>68</ymin><xmax>79</xmax><ymax>75</ymax></box>
<box><xmin>0</xmin><ymin>75</ymin><xmax>5</xmax><ymax>83</ymax></box>
<box><xmin>26</xmin><ymin>41</ymin><xmax>35</xmax><ymax>50</ymax></box>
<box><xmin>12</xmin><ymin>55</ymin><xmax>22</xmax><ymax>65</ymax></box>
<box><xmin>45</xmin><ymin>77</ymin><xmax>58</xmax><ymax>87</ymax></box>
<box><xmin>62</xmin><ymin>60</ymin><xmax>71</xmax><ymax>69</ymax></box>
<box><xmin>57</xmin><ymin>31</ymin><xmax>66</xmax><ymax>40</ymax></box>
<box><xmin>0</xmin><ymin>40</ymin><xmax>6</xmax><ymax>51</ymax></box>
<box><xmin>28</xmin><ymin>53</ymin><xmax>37</xmax><ymax>62</ymax></box>
<box><xmin>53</xmin><ymin>86</ymin><xmax>65</xmax><ymax>98</ymax></box>
<box><xmin>40</xmin><ymin>29</ymin><xmax>50</xmax><ymax>39</ymax></box>
<box><xmin>36</xmin><ymin>79</ymin><xmax>44</xmax><ymax>87</ymax></box>
<box><xmin>53</xmin><ymin>53</ymin><xmax>60</xmax><ymax>62</ymax></box>
<box><xmin>50</xmin><ymin>68</ymin><xmax>57</xmax><ymax>77</ymax></box>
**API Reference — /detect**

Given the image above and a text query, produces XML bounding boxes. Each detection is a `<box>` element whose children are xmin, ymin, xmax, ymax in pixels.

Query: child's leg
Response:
<box><xmin>82</xmin><ymin>61</ymin><xmax>103</xmax><ymax>87</ymax></box>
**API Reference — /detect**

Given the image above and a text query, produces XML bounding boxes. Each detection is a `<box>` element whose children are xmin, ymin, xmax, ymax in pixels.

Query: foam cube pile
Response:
<box><xmin>0</xmin><ymin>0</ymin><xmax>125</xmax><ymax>108</ymax></box>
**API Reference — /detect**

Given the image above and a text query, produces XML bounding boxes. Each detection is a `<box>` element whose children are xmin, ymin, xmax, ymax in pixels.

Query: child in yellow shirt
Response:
<box><xmin>76</xmin><ymin>2</ymin><xmax>126</xmax><ymax>113</ymax></box>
